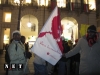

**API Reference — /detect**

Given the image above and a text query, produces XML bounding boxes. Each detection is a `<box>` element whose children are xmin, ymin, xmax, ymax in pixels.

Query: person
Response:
<box><xmin>5</xmin><ymin>39</ymin><xmax>13</xmax><ymax>75</ymax></box>
<box><xmin>73</xmin><ymin>39</ymin><xmax>80</xmax><ymax>75</ymax></box>
<box><xmin>64</xmin><ymin>25</ymin><xmax>100</xmax><ymax>75</ymax></box>
<box><xmin>25</xmin><ymin>42</ymin><xmax>29</xmax><ymax>52</ymax></box>
<box><xmin>47</xmin><ymin>62</ymin><xmax>54</xmax><ymax>75</ymax></box>
<box><xmin>68</xmin><ymin>40</ymin><xmax>73</xmax><ymax>49</ymax></box>
<box><xmin>67</xmin><ymin>40</ymin><xmax>73</xmax><ymax>75</ymax></box>
<box><xmin>58</xmin><ymin>37</ymin><xmax>70</xmax><ymax>75</ymax></box>
<box><xmin>8</xmin><ymin>30</ymin><xmax>29</xmax><ymax>75</ymax></box>
<box><xmin>33</xmin><ymin>54</ymin><xmax>48</xmax><ymax>75</ymax></box>
<box><xmin>21</xmin><ymin>36</ymin><xmax>32</xmax><ymax>59</ymax></box>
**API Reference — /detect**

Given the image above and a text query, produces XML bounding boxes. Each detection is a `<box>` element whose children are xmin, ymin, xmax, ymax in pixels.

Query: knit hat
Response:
<box><xmin>12</xmin><ymin>30</ymin><xmax>21</xmax><ymax>36</ymax></box>
<box><xmin>87</xmin><ymin>25</ymin><xmax>97</xmax><ymax>33</ymax></box>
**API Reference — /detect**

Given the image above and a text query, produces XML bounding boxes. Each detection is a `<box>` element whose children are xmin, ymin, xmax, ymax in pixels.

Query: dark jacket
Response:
<box><xmin>73</xmin><ymin>44</ymin><xmax>80</xmax><ymax>62</ymax></box>
<box><xmin>60</xmin><ymin>40</ymin><xmax>70</xmax><ymax>62</ymax></box>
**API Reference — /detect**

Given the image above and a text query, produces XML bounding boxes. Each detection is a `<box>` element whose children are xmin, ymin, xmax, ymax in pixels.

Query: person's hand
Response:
<box><xmin>24</xmin><ymin>52</ymin><xmax>32</xmax><ymax>59</ymax></box>
<box><xmin>62</xmin><ymin>54</ymin><xmax>66</xmax><ymax>57</ymax></box>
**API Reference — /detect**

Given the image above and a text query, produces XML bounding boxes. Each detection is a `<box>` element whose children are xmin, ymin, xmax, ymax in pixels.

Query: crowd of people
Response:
<box><xmin>4</xmin><ymin>25</ymin><xmax>100</xmax><ymax>75</ymax></box>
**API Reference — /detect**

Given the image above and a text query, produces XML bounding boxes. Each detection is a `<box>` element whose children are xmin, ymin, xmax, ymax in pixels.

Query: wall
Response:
<box><xmin>0</xmin><ymin>7</ymin><xmax>97</xmax><ymax>49</ymax></box>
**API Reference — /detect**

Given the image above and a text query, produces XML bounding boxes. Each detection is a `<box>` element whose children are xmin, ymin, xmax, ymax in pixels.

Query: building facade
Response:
<box><xmin>0</xmin><ymin>0</ymin><xmax>97</xmax><ymax>50</ymax></box>
<box><xmin>96</xmin><ymin>0</ymin><xmax>100</xmax><ymax>28</ymax></box>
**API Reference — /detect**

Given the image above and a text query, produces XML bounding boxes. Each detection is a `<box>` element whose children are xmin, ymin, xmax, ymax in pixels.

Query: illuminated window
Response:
<box><xmin>0</xmin><ymin>0</ymin><xmax>1</xmax><ymax>4</ymax></box>
<box><xmin>71</xmin><ymin>0</ymin><xmax>81</xmax><ymax>3</ymax></box>
<box><xmin>57</xmin><ymin>0</ymin><xmax>66</xmax><ymax>8</ymax></box>
<box><xmin>3</xmin><ymin>12</ymin><xmax>11</xmax><ymax>22</ymax></box>
<box><xmin>13</xmin><ymin>0</ymin><xmax>31</xmax><ymax>4</ymax></box>
<box><xmin>84</xmin><ymin>0</ymin><xmax>96</xmax><ymax>10</ymax></box>
<box><xmin>26</xmin><ymin>0</ymin><xmax>31</xmax><ymax>3</ymax></box>
<box><xmin>37</xmin><ymin>0</ymin><xmax>50</xmax><ymax>6</ymax></box>
<box><xmin>14</xmin><ymin>0</ymin><xmax>20</xmax><ymax>4</ymax></box>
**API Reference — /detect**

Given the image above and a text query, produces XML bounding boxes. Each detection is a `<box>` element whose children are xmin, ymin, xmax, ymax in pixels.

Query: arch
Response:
<box><xmin>20</xmin><ymin>14</ymin><xmax>38</xmax><ymax>44</ymax></box>
<box><xmin>61</xmin><ymin>17</ymin><xmax>78</xmax><ymax>43</ymax></box>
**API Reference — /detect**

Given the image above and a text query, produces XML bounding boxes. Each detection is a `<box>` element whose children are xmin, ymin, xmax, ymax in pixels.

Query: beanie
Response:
<box><xmin>87</xmin><ymin>25</ymin><xmax>96</xmax><ymax>33</ymax></box>
<box><xmin>12</xmin><ymin>30</ymin><xmax>21</xmax><ymax>36</ymax></box>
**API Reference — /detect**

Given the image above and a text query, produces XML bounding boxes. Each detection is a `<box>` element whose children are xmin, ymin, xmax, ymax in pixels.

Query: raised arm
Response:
<box><xmin>65</xmin><ymin>38</ymin><xmax>82</xmax><ymax>58</ymax></box>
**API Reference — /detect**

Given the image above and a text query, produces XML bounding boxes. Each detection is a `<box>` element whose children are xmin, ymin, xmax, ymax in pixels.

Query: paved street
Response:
<box><xmin>0</xmin><ymin>50</ymin><xmax>34</xmax><ymax>75</ymax></box>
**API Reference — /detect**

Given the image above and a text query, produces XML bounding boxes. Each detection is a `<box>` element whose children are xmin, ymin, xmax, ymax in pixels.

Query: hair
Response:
<box><xmin>21</xmin><ymin>36</ymin><xmax>25</xmax><ymax>39</ymax></box>
<box><xmin>21</xmin><ymin>36</ymin><xmax>26</xmax><ymax>44</ymax></box>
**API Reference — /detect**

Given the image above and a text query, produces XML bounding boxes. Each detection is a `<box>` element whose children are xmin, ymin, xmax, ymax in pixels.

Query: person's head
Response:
<box><xmin>21</xmin><ymin>36</ymin><xmax>26</xmax><ymax>44</ymax></box>
<box><xmin>12</xmin><ymin>30</ymin><xmax>21</xmax><ymax>41</ymax></box>
<box><xmin>61</xmin><ymin>36</ymin><xmax>65</xmax><ymax>41</ymax></box>
<box><xmin>87</xmin><ymin>25</ymin><xmax>97</xmax><ymax>38</ymax></box>
<box><xmin>75</xmin><ymin>39</ymin><xmax>78</xmax><ymax>44</ymax></box>
<box><xmin>68</xmin><ymin>40</ymin><xmax>73</xmax><ymax>46</ymax></box>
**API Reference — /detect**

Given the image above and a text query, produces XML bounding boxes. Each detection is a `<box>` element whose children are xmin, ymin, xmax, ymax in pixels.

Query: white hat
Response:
<box><xmin>12</xmin><ymin>30</ymin><xmax>21</xmax><ymax>36</ymax></box>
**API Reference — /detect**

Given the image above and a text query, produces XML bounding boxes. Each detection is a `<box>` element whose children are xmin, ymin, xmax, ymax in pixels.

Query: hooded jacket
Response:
<box><xmin>65</xmin><ymin>33</ymin><xmax>100</xmax><ymax>75</ymax></box>
<box><xmin>8</xmin><ymin>40</ymin><xmax>29</xmax><ymax>75</ymax></box>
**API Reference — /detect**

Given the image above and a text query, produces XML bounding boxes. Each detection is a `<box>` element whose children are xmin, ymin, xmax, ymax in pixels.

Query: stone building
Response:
<box><xmin>0</xmin><ymin>0</ymin><xmax>96</xmax><ymax>51</ymax></box>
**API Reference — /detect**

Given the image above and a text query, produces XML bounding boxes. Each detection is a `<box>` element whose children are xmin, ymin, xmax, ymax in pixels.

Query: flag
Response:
<box><xmin>31</xmin><ymin>6</ymin><xmax>63</xmax><ymax>65</ymax></box>
<box><xmin>84</xmin><ymin>4</ymin><xmax>89</xmax><ymax>12</ymax></box>
<box><xmin>51</xmin><ymin>0</ymin><xmax>57</xmax><ymax>10</ymax></box>
<box><xmin>80</xmin><ymin>24</ymin><xmax>90</xmax><ymax>37</ymax></box>
<box><xmin>69</xmin><ymin>2</ymin><xmax>74</xmax><ymax>11</ymax></box>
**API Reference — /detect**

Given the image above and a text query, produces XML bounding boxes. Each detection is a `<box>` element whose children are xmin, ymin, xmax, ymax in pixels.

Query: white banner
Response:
<box><xmin>31</xmin><ymin>6</ymin><xmax>63</xmax><ymax>65</ymax></box>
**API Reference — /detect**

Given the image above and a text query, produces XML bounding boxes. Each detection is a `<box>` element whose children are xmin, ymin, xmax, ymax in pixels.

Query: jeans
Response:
<box><xmin>47</xmin><ymin>62</ymin><xmax>54</xmax><ymax>74</ymax></box>
<box><xmin>75</xmin><ymin>62</ymin><xmax>80</xmax><ymax>75</ymax></box>
<box><xmin>33</xmin><ymin>63</ymin><xmax>48</xmax><ymax>75</ymax></box>
<box><xmin>58</xmin><ymin>61</ymin><xmax>66</xmax><ymax>75</ymax></box>
<box><xmin>66</xmin><ymin>59</ymin><xmax>71</xmax><ymax>75</ymax></box>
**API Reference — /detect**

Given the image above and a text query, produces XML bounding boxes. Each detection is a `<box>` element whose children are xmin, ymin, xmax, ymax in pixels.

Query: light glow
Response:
<box><xmin>4</xmin><ymin>12</ymin><xmax>11</xmax><ymax>22</ymax></box>
<box><xmin>37</xmin><ymin>0</ymin><xmax>49</xmax><ymax>6</ymax></box>
<box><xmin>26</xmin><ymin>0</ymin><xmax>31</xmax><ymax>3</ymax></box>
<box><xmin>27</xmin><ymin>22</ymin><xmax>32</xmax><ymax>27</ymax></box>
<box><xmin>14</xmin><ymin>0</ymin><xmax>20</xmax><ymax>4</ymax></box>
<box><xmin>4</xmin><ymin>35</ymin><xmax>9</xmax><ymax>44</ymax></box>
<box><xmin>57</xmin><ymin>0</ymin><xmax>66</xmax><ymax>8</ymax></box>
<box><xmin>0</xmin><ymin>0</ymin><xmax>1</xmax><ymax>4</ymax></box>
<box><xmin>84</xmin><ymin>0</ymin><xmax>96</xmax><ymax>10</ymax></box>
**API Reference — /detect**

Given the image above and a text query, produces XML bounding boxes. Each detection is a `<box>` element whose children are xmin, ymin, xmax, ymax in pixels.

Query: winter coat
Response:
<box><xmin>60</xmin><ymin>41</ymin><xmax>70</xmax><ymax>62</ymax></box>
<box><xmin>65</xmin><ymin>35</ymin><xmax>100</xmax><ymax>75</ymax></box>
<box><xmin>8</xmin><ymin>40</ymin><xmax>29</xmax><ymax>75</ymax></box>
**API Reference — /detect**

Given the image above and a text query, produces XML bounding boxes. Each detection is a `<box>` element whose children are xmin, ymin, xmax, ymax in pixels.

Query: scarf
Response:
<box><xmin>86</xmin><ymin>33</ymin><xmax>99</xmax><ymax>47</ymax></box>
